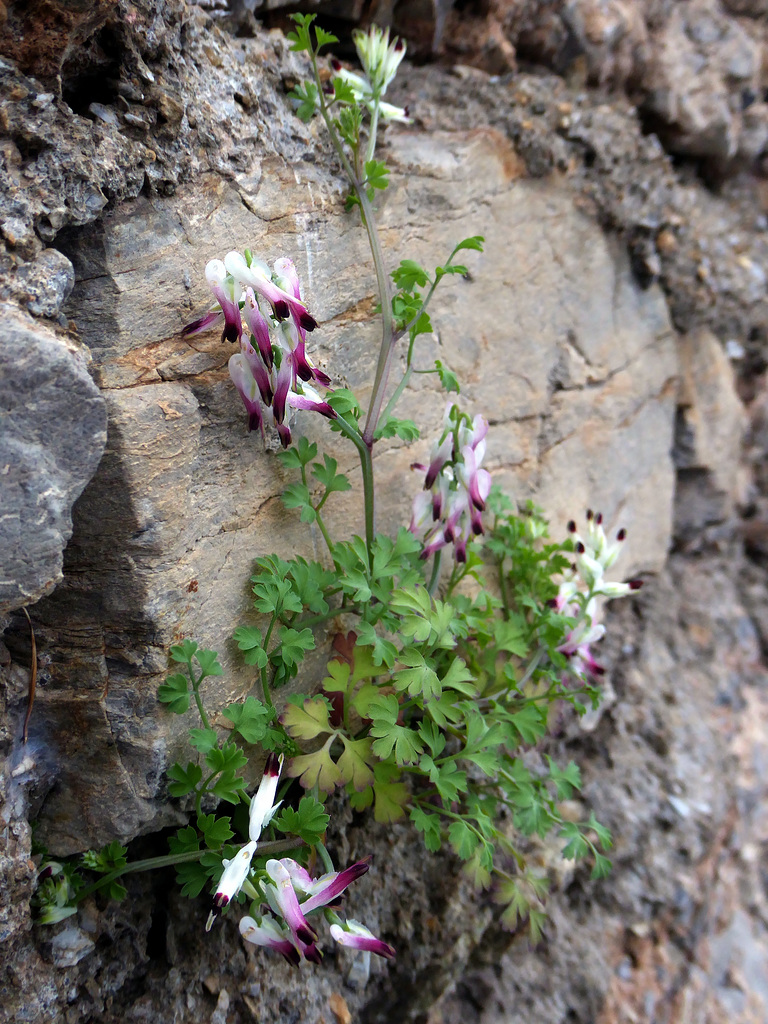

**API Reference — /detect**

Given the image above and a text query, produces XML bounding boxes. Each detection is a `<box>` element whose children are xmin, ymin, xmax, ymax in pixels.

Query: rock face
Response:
<box><xmin>13</xmin><ymin>129</ymin><xmax>676</xmax><ymax>855</ymax></box>
<box><xmin>0</xmin><ymin>303</ymin><xmax>107</xmax><ymax>613</ymax></box>
<box><xmin>1</xmin><ymin>1</ymin><xmax>767</xmax><ymax>1023</ymax></box>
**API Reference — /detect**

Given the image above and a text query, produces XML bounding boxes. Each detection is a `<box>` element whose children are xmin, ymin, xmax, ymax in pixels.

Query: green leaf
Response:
<box><xmin>175</xmin><ymin>860</ymin><xmax>211</xmax><ymax>899</ymax></box>
<box><xmin>283</xmin><ymin>482</ymin><xmax>316</xmax><ymax>523</ymax></box>
<box><xmin>197</xmin><ymin>813</ymin><xmax>234</xmax><ymax>850</ymax></box>
<box><xmin>448</xmin><ymin>820</ymin><xmax>479</xmax><ymax>860</ymax></box>
<box><xmin>453</xmin><ymin>235</ymin><xmax>485</xmax><ymax>254</ymax></box>
<box><xmin>157</xmin><ymin>673</ymin><xmax>189</xmax><ymax>714</ymax></box>
<box><xmin>281</xmin><ymin>695</ymin><xmax>333</xmax><ymax>741</ymax></box>
<box><xmin>233</xmin><ymin>626</ymin><xmax>268</xmax><ymax>669</ymax></box>
<box><xmin>509</xmin><ymin>704</ymin><xmax>547</xmax><ymax>745</ymax></box>
<box><xmin>546</xmin><ymin>758</ymin><xmax>582</xmax><ymax>800</ymax></box>
<box><xmin>205</xmin><ymin>741</ymin><xmax>248</xmax><ymax>776</ymax></box>
<box><xmin>591</xmin><ymin>853</ymin><xmax>612</xmax><ymax>879</ymax></box>
<box><xmin>493</xmin><ymin>620</ymin><xmax>529</xmax><ymax>658</ymax></box>
<box><xmin>210</xmin><ymin>769</ymin><xmax>246</xmax><ymax>804</ymax></box>
<box><xmin>287</xmin><ymin>743</ymin><xmax>341</xmax><ymax>793</ymax></box>
<box><xmin>275</xmin><ymin>795</ymin><xmax>330</xmax><ymax>845</ymax></box>
<box><xmin>369</xmin><ymin>694</ymin><xmax>423</xmax><ymax>765</ymax></box>
<box><xmin>332</xmin><ymin>77</ymin><xmax>357</xmax><ymax>105</ymax></box>
<box><xmin>278</xmin><ymin>437</ymin><xmax>318</xmax><ymax>469</ymax></box>
<box><xmin>167</xmin><ymin>761</ymin><xmax>203</xmax><ymax>798</ymax></box>
<box><xmin>435</xmin><ymin>359</ymin><xmax>460</xmax><ymax>394</ymax></box>
<box><xmin>393</xmin><ymin>648</ymin><xmax>441</xmax><ymax>702</ymax></box>
<box><xmin>587</xmin><ymin>812</ymin><xmax>612</xmax><ymax>850</ymax></box>
<box><xmin>288</xmin><ymin>558</ymin><xmax>334</xmax><ymax>614</ymax></box>
<box><xmin>372</xmin><ymin>763</ymin><xmax>409</xmax><ymax>823</ymax></box>
<box><xmin>337</xmin><ymin>736</ymin><xmax>376</xmax><ymax>791</ymax></box>
<box><xmin>364</xmin><ymin>158</ymin><xmax>389</xmax><ymax>191</ymax></box>
<box><xmin>168</xmin><ymin>826</ymin><xmax>199</xmax><ymax>856</ymax></box>
<box><xmin>374</xmin><ymin>417</ymin><xmax>420</xmax><ymax>443</ymax></box>
<box><xmin>82</xmin><ymin>841</ymin><xmax>128</xmax><ymax>874</ymax></box>
<box><xmin>410</xmin><ymin>807</ymin><xmax>442</xmax><ymax>852</ymax></box>
<box><xmin>355</xmin><ymin>622</ymin><xmax>398</xmax><ymax>669</ymax></box>
<box><xmin>392</xmin><ymin>259</ymin><xmax>430</xmax><ymax>290</ymax></box>
<box><xmin>314</xmin><ymin>26</ymin><xmax>339</xmax><ymax>48</ymax></box>
<box><xmin>311</xmin><ymin>454</ymin><xmax>351</xmax><ymax>494</ymax></box>
<box><xmin>170</xmin><ymin>639</ymin><xmax>198</xmax><ymax>664</ymax></box>
<box><xmin>559</xmin><ymin>822</ymin><xmax>589</xmax><ymax>861</ymax></box>
<box><xmin>189</xmin><ymin>727</ymin><xmax>219</xmax><ymax>755</ymax></box>
<box><xmin>326</xmin><ymin>388</ymin><xmax>361</xmax><ymax>419</ymax></box>
<box><xmin>195</xmin><ymin>649</ymin><xmax>224</xmax><ymax>679</ymax></box>
<box><xmin>286</xmin><ymin>13</ymin><xmax>315</xmax><ymax>53</ymax></box>
<box><xmin>274</xmin><ymin>626</ymin><xmax>315</xmax><ymax>669</ymax></box>
<box><xmin>223</xmin><ymin>696</ymin><xmax>272</xmax><ymax>745</ymax></box>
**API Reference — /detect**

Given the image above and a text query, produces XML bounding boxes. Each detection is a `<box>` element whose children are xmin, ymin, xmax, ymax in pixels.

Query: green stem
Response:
<box><xmin>358</xmin><ymin>182</ymin><xmax>395</xmax><ymax>446</ymax></box>
<box><xmin>314</xmin><ymin>509</ymin><xmax>335</xmax><ymax>557</ymax></box>
<box><xmin>74</xmin><ymin>836</ymin><xmax>305</xmax><ymax>905</ymax></box>
<box><xmin>377</xmin><ymin>364</ymin><xmax>412</xmax><ymax>428</ymax></box>
<box><xmin>358</xmin><ymin>442</ymin><xmax>376</xmax><ymax>568</ymax></box>
<box><xmin>317</xmin><ymin>842</ymin><xmax>335</xmax><ymax>874</ymax></box>
<box><xmin>365</xmin><ymin>96</ymin><xmax>381</xmax><ymax>165</ymax></box>
<box><xmin>427</xmin><ymin>550</ymin><xmax>443</xmax><ymax>596</ymax></box>
<box><xmin>191</xmin><ymin>680</ymin><xmax>211</xmax><ymax>733</ymax></box>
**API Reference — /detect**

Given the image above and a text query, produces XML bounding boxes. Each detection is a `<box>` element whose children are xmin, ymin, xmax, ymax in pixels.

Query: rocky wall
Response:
<box><xmin>1</xmin><ymin>1</ymin><xmax>767</xmax><ymax>1022</ymax></box>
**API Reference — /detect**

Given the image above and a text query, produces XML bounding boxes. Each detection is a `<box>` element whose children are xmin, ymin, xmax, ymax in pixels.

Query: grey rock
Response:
<box><xmin>14</xmin><ymin>248</ymin><xmax>76</xmax><ymax>319</ymax></box>
<box><xmin>0</xmin><ymin>304</ymin><xmax>107</xmax><ymax>613</ymax></box>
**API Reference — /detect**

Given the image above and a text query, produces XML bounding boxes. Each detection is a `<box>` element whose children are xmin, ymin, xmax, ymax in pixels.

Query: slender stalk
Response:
<box><xmin>377</xmin><ymin>364</ymin><xmax>412</xmax><ymax>428</ymax></box>
<box><xmin>74</xmin><ymin>837</ymin><xmax>305</xmax><ymax>905</ymax></box>
<box><xmin>427</xmin><ymin>550</ymin><xmax>443</xmax><ymax>596</ymax></box>
<box><xmin>358</xmin><ymin>183</ymin><xmax>395</xmax><ymax>445</ymax></box>
<box><xmin>191</xmin><ymin>679</ymin><xmax>211</xmax><ymax>732</ymax></box>
<box><xmin>314</xmin><ymin>510</ymin><xmax>335</xmax><ymax>557</ymax></box>
<box><xmin>365</xmin><ymin>96</ymin><xmax>381</xmax><ymax>165</ymax></box>
<box><xmin>317</xmin><ymin>842</ymin><xmax>335</xmax><ymax>874</ymax></box>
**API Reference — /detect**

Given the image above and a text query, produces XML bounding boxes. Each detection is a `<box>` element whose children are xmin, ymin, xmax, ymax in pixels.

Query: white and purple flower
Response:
<box><xmin>183</xmin><ymin>251</ymin><xmax>334</xmax><ymax>447</ymax></box>
<box><xmin>410</xmin><ymin>405</ymin><xmax>492</xmax><ymax>563</ymax></box>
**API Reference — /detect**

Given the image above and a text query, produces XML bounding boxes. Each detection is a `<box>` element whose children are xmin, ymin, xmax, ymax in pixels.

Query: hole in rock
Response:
<box><xmin>60</xmin><ymin>23</ymin><xmax>124</xmax><ymax>115</ymax></box>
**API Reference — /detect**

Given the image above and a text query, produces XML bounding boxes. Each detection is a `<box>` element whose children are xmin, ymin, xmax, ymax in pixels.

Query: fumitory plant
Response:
<box><xmin>34</xmin><ymin>17</ymin><xmax>645</xmax><ymax>967</ymax></box>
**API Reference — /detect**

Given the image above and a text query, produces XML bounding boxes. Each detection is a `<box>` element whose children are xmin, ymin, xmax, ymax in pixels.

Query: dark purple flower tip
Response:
<box><xmin>247</xmin><ymin>411</ymin><xmax>263</xmax><ymax>433</ymax></box>
<box><xmin>567</xmin><ymin>520</ymin><xmax>577</xmax><ymax>533</ymax></box>
<box><xmin>214</xmin><ymin>894</ymin><xmax>230</xmax><ymax>909</ymax></box>
<box><xmin>322</xmin><ymin>81</ymin><xmax>334</xmax><ymax>95</ymax></box>
<box><xmin>264</xmin><ymin>752</ymin><xmax>281</xmax><ymax>777</ymax></box>
<box><xmin>331</xmin><ymin>58</ymin><xmax>342</xmax><ymax>71</ymax></box>
<box><xmin>419</xmin><ymin>549</ymin><xmax>430</xmax><ymax>561</ymax></box>
<box><xmin>273</xmin><ymin>299</ymin><xmax>290</xmax><ymax>321</ymax></box>
<box><xmin>394</xmin><ymin>38</ymin><xmax>404</xmax><ymax>51</ymax></box>
<box><xmin>38</xmin><ymin>866</ymin><xmax>53</xmax><ymax>881</ymax></box>
<box><xmin>313</xmin><ymin>368</ymin><xmax>332</xmax><ymax>387</ymax></box>
<box><xmin>297</xmin><ymin>362</ymin><xmax>313</xmax><ymax>382</ymax></box>
<box><xmin>303</xmin><ymin>944</ymin><xmax>323</xmax><ymax>964</ymax></box>
<box><xmin>455</xmin><ymin>545</ymin><xmax>467</xmax><ymax>564</ymax></box>
<box><xmin>586</xmin><ymin>509</ymin><xmax>594</xmax><ymax>520</ymax></box>
<box><xmin>183</xmin><ymin>312</ymin><xmax>220</xmax><ymax>336</ymax></box>
<box><xmin>593</xmin><ymin>664</ymin><xmax>606</xmax><ymax>675</ymax></box>
<box><xmin>277</xmin><ymin>422</ymin><xmax>292</xmax><ymax>448</ymax></box>
<box><xmin>282</xmin><ymin>946</ymin><xmax>301</xmax><ymax>968</ymax></box>
<box><xmin>222</xmin><ymin>323</ymin><xmax>241</xmax><ymax>344</ymax></box>
<box><xmin>629</xmin><ymin>579</ymin><xmax>643</xmax><ymax>590</ymax></box>
<box><xmin>546</xmin><ymin>598</ymin><xmax>558</xmax><ymax>608</ymax></box>
<box><xmin>298</xmin><ymin>310</ymin><xmax>318</xmax><ymax>332</ymax></box>
<box><xmin>576</xmin><ymin>542</ymin><xmax>585</xmax><ymax>554</ymax></box>
<box><xmin>616</xmin><ymin>528</ymin><xmax>627</xmax><ymax>541</ymax></box>
<box><xmin>596</xmin><ymin>512</ymin><xmax>603</xmax><ymax>525</ymax></box>
<box><xmin>472</xmin><ymin>520</ymin><xmax>483</xmax><ymax>536</ymax></box>
<box><xmin>297</xmin><ymin>924</ymin><xmax>318</xmax><ymax>946</ymax></box>
<box><xmin>403</xmin><ymin>105</ymin><xmax>410</xmax><ymax>118</ymax></box>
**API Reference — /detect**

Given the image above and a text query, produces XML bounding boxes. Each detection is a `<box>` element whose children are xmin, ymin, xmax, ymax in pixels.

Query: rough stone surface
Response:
<box><xmin>1</xmin><ymin>1</ymin><xmax>767</xmax><ymax>1023</ymax></box>
<box><xmin>0</xmin><ymin>303</ymin><xmax>107</xmax><ymax>613</ymax></box>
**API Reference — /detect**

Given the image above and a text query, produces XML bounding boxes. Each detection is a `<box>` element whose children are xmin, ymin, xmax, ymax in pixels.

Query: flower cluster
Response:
<box><xmin>329</xmin><ymin>25</ymin><xmax>410</xmax><ymax>123</ymax></box>
<box><xmin>240</xmin><ymin>857</ymin><xmax>395</xmax><ymax>967</ymax></box>
<box><xmin>554</xmin><ymin>511</ymin><xmax>643</xmax><ymax>682</ymax></box>
<box><xmin>184</xmin><ymin>251</ymin><xmax>334</xmax><ymax>447</ymax></box>
<box><xmin>409</xmin><ymin>406</ymin><xmax>492</xmax><ymax>562</ymax></box>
